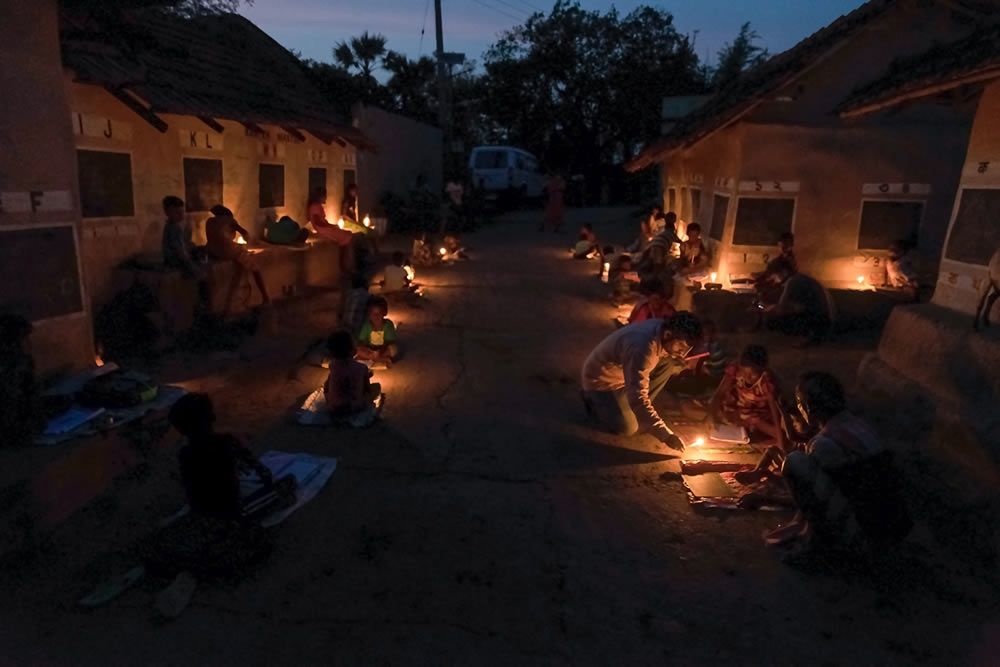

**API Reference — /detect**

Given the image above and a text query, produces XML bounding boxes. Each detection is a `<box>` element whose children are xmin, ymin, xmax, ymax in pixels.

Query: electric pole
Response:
<box><xmin>434</xmin><ymin>0</ymin><xmax>451</xmax><ymax>173</ymax></box>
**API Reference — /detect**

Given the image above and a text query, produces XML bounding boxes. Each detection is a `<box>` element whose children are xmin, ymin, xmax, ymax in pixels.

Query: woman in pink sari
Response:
<box><xmin>542</xmin><ymin>172</ymin><xmax>566</xmax><ymax>233</ymax></box>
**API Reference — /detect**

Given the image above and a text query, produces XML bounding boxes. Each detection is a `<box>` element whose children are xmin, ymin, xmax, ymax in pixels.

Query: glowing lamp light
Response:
<box><xmin>857</xmin><ymin>276</ymin><xmax>865</xmax><ymax>285</ymax></box>
<box><xmin>440</xmin><ymin>247</ymin><xmax>447</xmax><ymax>256</ymax></box>
<box><xmin>236</xmin><ymin>235</ymin><xmax>247</xmax><ymax>245</ymax></box>
<box><xmin>363</xmin><ymin>215</ymin><xmax>371</xmax><ymax>228</ymax></box>
<box><xmin>604</xmin><ymin>262</ymin><xmax>611</xmax><ymax>271</ymax></box>
<box><xmin>337</xmin><ymin>218</ymin><xmax>345</xmax><ymax>229</ymax></box>
<box><xmin>94</xmin><ymin>353</ymin><xmax>105</xmax><ymax>367</ymax></box>
<box><xmin>710</xmin><ymin>272</ymin><xmax>717</xmax><ymax>282</ymax></box>
<box><xmin>404</xmin><ymin>265</ymin><xmax>415</xmax><ymax>282</ymax></box>
<box><xmin>693</xmin><ymin>437</ymin><xmax>705</xmax><ymax>447</ymax></box>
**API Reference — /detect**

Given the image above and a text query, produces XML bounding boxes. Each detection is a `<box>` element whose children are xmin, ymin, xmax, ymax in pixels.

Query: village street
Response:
<box><xmin>2</xmin><ymin>209</ymin><xmax>998</xmax><ymax>665</ymax></box>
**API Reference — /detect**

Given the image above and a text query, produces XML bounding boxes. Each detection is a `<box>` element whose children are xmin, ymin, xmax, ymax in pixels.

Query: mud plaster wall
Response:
<box><xmin>934</xmin><ymin>81</ymin><xmax>1000</xmax><ymax>314</ymax></box>
<box><xmin>66</xmin><ymin>80</ymin><xmax>353</xmax><ymax>310</ymax></box>
<box><xmin>0</xmin><ymin>0</ymin><xmax>93</xmax><ymax>375</ymax></box>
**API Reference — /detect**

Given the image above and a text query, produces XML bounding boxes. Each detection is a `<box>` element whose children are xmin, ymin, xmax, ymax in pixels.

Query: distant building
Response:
<box><xmin>628</xmin><ymin>0</ymin><xmax>994</xmax><ymax>289</ymax></box>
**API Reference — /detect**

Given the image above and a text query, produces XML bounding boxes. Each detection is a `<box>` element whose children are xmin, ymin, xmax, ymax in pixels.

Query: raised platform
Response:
<box><xmin>857</xmin><ymin>304</ymin><xmax>1000</xmax><ymax>481</ymax></box>
<box><xmin>112</xmin><ymin>240</ymin><xmax>344</xmax><ymax>334</ymax></box>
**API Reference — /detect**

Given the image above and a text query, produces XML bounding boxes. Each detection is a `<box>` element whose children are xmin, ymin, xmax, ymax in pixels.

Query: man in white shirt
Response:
<box><xmin>581</xmin><ymin>312</ymin><xmax>702</xmax><ymax>451</ymax></box>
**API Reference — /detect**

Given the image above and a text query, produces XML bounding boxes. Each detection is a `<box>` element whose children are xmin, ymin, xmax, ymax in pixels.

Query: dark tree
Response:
<box><xmin>712</xmin><ymin>22</ymin><xmax>769</xmax><ymax>90</ymax></box>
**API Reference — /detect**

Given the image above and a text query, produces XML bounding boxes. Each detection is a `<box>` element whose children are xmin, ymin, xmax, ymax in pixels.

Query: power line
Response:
<box><xmin>508</xmin><ymin>0</ymin><xmax>545</xmax><ymax>14</ymax></box>
<box><xmin>418</xmin><ymin>0</ymin><xmax>431</xmax><ymax>55</ymax></box>
<box><xmin>489</xmin><ymin>0</ymin><xmax>534</xmax><ymax>18</ymax></box>
<box><xmin>470</xmin><ymin>0</ymin><xmax>528</xmax><ymax>23</ymax></box>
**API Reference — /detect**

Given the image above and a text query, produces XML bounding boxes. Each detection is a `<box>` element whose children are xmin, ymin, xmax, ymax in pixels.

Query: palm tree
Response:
<box><xmin>333</xmin><ymin>31</ymin><xmax>388</xmax><ymax>82</ymax></box>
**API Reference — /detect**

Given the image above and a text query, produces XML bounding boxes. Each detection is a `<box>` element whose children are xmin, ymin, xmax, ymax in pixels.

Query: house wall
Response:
<box><xmin>655</xmin><ymin>0</ymin><xmax>977</xmax><ymax>289</ymax></box>
<box><xmin>0</xmin><ymin>0</ymin><xmax>93</xmax><ymax>376</ymax></box>
<box><xmin>934</xmin><ymin>80</ymin><xmax>1000</xmax><ymax>314</ymax></box>
<box><xmin>66</xmin><ymin>80</ymin><xmax>355</xmax><ymax>309</ymax></box>
<box><xmin>355</xmin><ymin>105</ymin><xmax>442</xmax><ymax>209</ymax></box>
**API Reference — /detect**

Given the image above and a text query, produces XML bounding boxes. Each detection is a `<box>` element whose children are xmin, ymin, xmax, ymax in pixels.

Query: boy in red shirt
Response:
<box><xmin>628</xmin><ymin>279</ymin><xmax>676</xmax><ymax>324</ymax></box>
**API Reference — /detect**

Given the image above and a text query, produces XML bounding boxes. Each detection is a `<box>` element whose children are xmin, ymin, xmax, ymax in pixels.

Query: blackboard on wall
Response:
<box><xmin>77</xmin><ymin>150</ymin><xmax>134</xmax><ymax>218</ymax></box>
<box><xmin>946</xmin><ymin>188</ymin><xmax>1000</xmax><ymax>265</ymax></box>
<box><xmin>710</xmin><ymin>194</ymin><xmax>729</xmax><ymax>242</ymax></box>
<box><xmin>857</xmin><ymin>201</ymin><xmax>923</xmax><ymax>250</ymax></box>
<box><xmin>0</xmin><ymin>225</ymin><xmax>84</xmax><ymax>321</ymax></box>
<box><xmin>259</xmin><ymin>164</ymin><xmax>285</xmax><ymax>208</ymax></box>
<box><xmin>184</xmin><ymin>158</ymin><xmax>223</xmax><ymax>212</ymax></box>
<box><xmin>308</xmin><ymin>167</ymin><xmax>327</xmax><ymax>196</ymax></box>
<box><xmin>732</xmin><ymin>197</ymin><xmax>795</xmax><ymax>246</ymax></box>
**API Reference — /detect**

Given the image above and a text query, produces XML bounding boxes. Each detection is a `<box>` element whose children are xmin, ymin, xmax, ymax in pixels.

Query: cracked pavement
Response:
<box><xmin>2</xmin><ymin>209</ymin><xmax>998</xmax><ymax>665</ymax></box>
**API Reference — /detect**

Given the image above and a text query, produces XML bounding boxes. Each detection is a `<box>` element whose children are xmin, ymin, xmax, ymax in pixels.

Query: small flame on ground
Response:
<box><xmin>440</xmin><ymin>247</ymin><xmax>447</xmax><ymax>255</ymax></box>
<box><xmin>404</xmin><ymin>265</ymin><xmax>415</xmax><ymax>281</ymax></box>
<box><xmin>693</xmin><ymin>437</ymin><xmax>705</xmax><ymax>447</ymax></box>
<box><xmin>236</xmin><ymin>235</ymin><xmax>247</xmax><ymax>245</ymax></box>
<box><xmin>363</xmin><ymin>215</ymin><xmax>371</xmax><ymax>228</ymax></box>
<box><xmin>338</xmin><ymin>218</ymin><xmax>345</xmax><ymax>229</ymax></box>
<box><xmin>857</xmin><ymin>276</ymin><xmax>865</xmax><ymax>285</ymax></box>
<box><xmin>710</xmin><ymin>272</ymin><xmax>717</xmax><ymax>282</ymax></box>
<box><xmin>94</xmin><ymin>354</ymin><xmax>105</xmax><ymax>367</ymax></box>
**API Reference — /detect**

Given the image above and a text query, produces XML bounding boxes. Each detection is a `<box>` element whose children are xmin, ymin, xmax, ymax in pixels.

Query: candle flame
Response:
<box><xmin>363</xmin><ymin>215</ymin><xmax>371</xmax><ymax>228</ymax></box>
<box><xmin>94</xmin><ymin>353</ymin><xmax>105</xmax><ymax>367</ymax></box>
<box><xmin>710</xmin><ymin>272</ymin><xmax>717</xmax><ymax>282</ymax></box>
<box><xmin>236</xmin><ymin>235</ymin><xmax>247</xmax><ymax>245</ymax></box>
<box><xmin>693</xmin><ymin>437</ymin><xmax>705</xmax><ymax>447</ymax></box>
<box><xmin>404</xmin><ymin>265</ymin><xmax>415</xmax><ymax>281</ymax></box>
<box><xmin>440</xmin><ymin>247</ymin><xmax>447</xmax><ymax>255</ymax></box>
<box><xmin>857</xmin><ymin>276</ymin><xmax>865</xmax><ymax>284</ymax></box>
<box><xmin>604</xmin><ymin>262</ymin><xmax>610</xmax><ymax>270</ymax></box>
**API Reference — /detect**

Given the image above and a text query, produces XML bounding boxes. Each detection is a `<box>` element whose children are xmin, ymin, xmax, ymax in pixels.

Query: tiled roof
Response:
<box><xmin>61</xmin><ymin>9</ymin><xmax>375</xmax><ymax>150</ymax></box>
<box><xmin>626</xmin><ymin>0</ymin><xmax>895</xmax><ymax>171</ymax></box>
<box><xmin>838</xmin><ymin>24</ymin><xmax>1000</xmax><ymax>116</ymax></box>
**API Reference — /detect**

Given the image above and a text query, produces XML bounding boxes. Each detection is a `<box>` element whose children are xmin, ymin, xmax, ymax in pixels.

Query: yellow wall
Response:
<box><xmin>66</xmin><ymin>80</ymin><xmax>356</xmax><ymax>308</ymax></box>
<box><xmin>935</xmin><ymin>80</ymin><xmax>1000</xmax><ymax>314</ymax></box>
<box><xmin>0</xmin><ymin>0</ymin><xmax>93</xmax><ymax>375</ymax></box>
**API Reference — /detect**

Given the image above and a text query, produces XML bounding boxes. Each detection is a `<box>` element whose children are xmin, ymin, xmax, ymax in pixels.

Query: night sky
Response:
<box><xmin>241</xmin><ymin>0</ymin><xmax>864</xmax><ymax>69</ymax></box>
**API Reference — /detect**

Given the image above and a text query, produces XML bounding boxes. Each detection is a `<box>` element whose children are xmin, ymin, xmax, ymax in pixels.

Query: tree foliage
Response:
<box><xmin>479</xmin><ymin>1</ymin><xmax>705</xmax><ymax>178</ymax></box>
<box><xmin>712</xmin><ymin>22</ymin><xmax>769</xmax><ymax>90</ymax></box>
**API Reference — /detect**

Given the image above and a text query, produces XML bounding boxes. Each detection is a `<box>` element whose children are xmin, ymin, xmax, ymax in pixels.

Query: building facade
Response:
<box><xmin>629</xmin><ymin>0</ymin><xmax>990</xmax><ymax>289</ymax></box>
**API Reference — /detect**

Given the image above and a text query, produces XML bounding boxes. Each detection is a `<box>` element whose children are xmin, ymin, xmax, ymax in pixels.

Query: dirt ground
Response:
<box><xmin>2</xmin><ymin>208</ymin><xmax>998</xmax><ymax>665</ymax></box>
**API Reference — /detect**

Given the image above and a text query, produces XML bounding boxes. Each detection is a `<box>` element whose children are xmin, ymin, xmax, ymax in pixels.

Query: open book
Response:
<box><xmin>709</xmin><ymin>423</ymin><xmax>750</xmax><ymax>444</ymax></box>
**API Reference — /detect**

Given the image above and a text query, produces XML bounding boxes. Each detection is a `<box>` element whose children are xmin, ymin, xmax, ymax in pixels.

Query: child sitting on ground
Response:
<box><xmin>885</xmin><ymin>239</ymin><xmax>919</xmax><ymax>301</ymax></box>
<box><xmin>709</xmin><ymin>344</ymin><xmax>785</xmax><ymax>445</ymax></box>
<box><xmin>664</xmin><ymin>319</ymin><xmax>729</xmax><ymax>400</ymax></box>
<box><xmin>441</xmin><ymin>234</ymin><xmax>468</xmax><ymax>261</ymax></box>
<box><xmin>356</xmin><ymin>296</ymin><xmax>399</xmax><ymax>366</ymax></box>
<box><xmin>573</xmin><ymin>223</ymin><xmax>600</xmax><ymax>259</ymax></box>
<box><xmin>382</xmin><ymin>251</ymin><xmax>412</xmax><ymax>294</ymax></box>
<box><xmin>609</xmin><ymin>254</ymin><xmax>639</xmax><ymax>306</ymax></box>
<box><xmin>324</xmin><ymin>330</ymin><xmax>382</xmax><ymax>417</ymax></box>
<box><xmin>628</xmin><ymin>278</ymin><xmax>677</xmax><ymax>324</ymax></box>
<box><xmin>677</xmin><ymin>222</ymin><xmax>711</xmax><ymax>277</ymax></box>
<box><xmin>341</xmin><ymin>275</ymin><xmax>370</xmax><ymax>338</ymax></box>
<box><xmin>412</xmin><ymin>233</ymin><xmax>439</xmax><ymax>267</ymax></box>
<box><xmin>144</xmin><ymin>393</ymin><xmax>295</xmax><ymax>617</ymax></box>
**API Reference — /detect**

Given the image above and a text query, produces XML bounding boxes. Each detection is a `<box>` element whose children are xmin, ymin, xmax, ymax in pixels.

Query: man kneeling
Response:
<box><xmin>581</xmin><ymin>312</ymin><xmax>702</xmax><ymax>452</ymax></box>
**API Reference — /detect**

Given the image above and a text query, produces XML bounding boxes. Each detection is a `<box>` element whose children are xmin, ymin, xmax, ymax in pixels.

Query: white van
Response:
<box><xmin>468</xmin><ymin>146</ymin><xmax>545</xmax><ymax>200</ymax></box>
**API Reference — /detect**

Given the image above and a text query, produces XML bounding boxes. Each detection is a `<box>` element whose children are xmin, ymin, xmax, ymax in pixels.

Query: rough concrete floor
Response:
<box><xmin>2</xmin><ymin>208</ymin><xmax>998</xmax><ymax>665</ymax></box>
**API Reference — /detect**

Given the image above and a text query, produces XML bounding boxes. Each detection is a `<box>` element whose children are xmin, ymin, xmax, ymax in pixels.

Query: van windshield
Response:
<box><xmin>474</xmin><ymin>150</ymin><xmax>507</xmax><ymax>169</ymax></box>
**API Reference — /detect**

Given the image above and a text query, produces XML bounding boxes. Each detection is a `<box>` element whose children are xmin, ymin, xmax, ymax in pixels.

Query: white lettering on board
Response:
<box><xmin>0</xmin><ymin>191</ymin><xmax>73</xmax><ymax>214</ymax></box>
<box><xmin>861</xmin><ymin>183</ymin><xmax>931</xmax><ymax>195</ymax></box>
<box><xmin>714</xmin><ymin>177</ymin><xmax>735</xmax><ymax>190</ymax></box>
<box><xmin>179</xmin><ymin>130</ymin><xmax>224</xmax><ymax>151</ymax></box>
<box><xmin>308</xmin><ymin>149</ymin><xmax>328</xmax><ymax>163</ymax></box>
<box><xmin>343</xmin><ymin>151</ymin><xmax>356</xmax><ymax>167</ymax></box>
<box><xmin>738</xmin><ymin>180</ymin><xmax>800</xmax><ymax>193</ymax></box>
<box><xmin>727</xmin><ymin>250</ymin><xmax>773</xmax><ymax>265</ymax></box>
<box><xmin>71</xmin><ymin>112</ymin><xmax>133</xmax><ymax>143</ymax></box>
<box><xmin>691</xmin><ymin>173</ymin><xmax>705</xmax><ymax>184</ymax></box>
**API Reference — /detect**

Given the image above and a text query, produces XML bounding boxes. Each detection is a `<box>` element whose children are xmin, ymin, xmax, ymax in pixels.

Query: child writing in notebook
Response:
<box><xmin>356</xmin><ymin>296</ymin><xmax>399</xmax><ymax>366</ymax></box>
<box><xmin>709</xmin><ymin>345</ymin><xmax>785</xmax><ymax>446</ymax></box>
